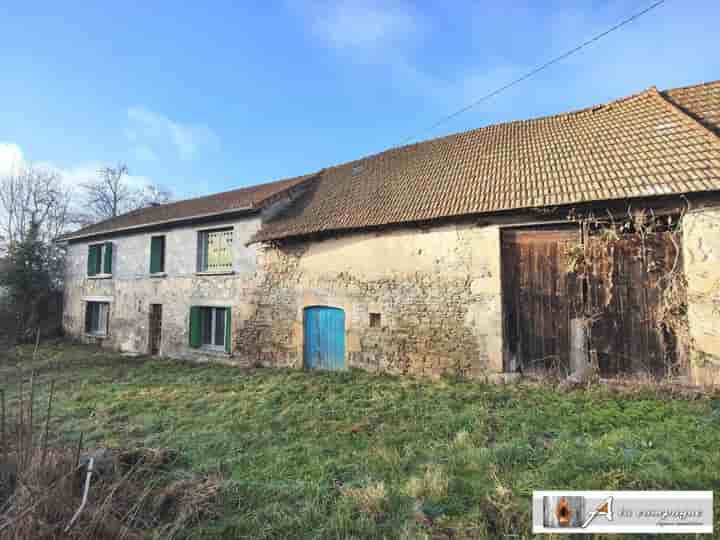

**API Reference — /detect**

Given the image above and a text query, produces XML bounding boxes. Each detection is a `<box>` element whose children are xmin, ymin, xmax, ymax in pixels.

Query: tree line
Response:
<box><xmin>0</xmin><ymin>163</ymin><xmax>172</xmax><ymax>341</ymax></box>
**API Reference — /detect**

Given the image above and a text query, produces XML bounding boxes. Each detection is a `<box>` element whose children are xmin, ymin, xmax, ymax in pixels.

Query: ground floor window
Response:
<box><xmin>189</xmin><ymin>306</ymin><xmax>231</xmax><ymax>352</ymax></box>
<box><xmin>85</xmin><ymin>301</ymin><xmax>109</xmax><ymax>336</ymax></box>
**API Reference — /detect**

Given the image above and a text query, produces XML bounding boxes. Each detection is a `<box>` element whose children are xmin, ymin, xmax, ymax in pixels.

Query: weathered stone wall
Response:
<box><xmin>63</xmin><ymin>216</ymin><xmax>262</xmax><ymax>362</ymax></box>
<box><xmin>683</xmin><ymin>206</ymin><xmax>720</xmax><ymax>387</ymax></box>
<box><xmin>237</xmin><ymin>223</ymin><xmax>504</xmax><ymax>379</ymax></box>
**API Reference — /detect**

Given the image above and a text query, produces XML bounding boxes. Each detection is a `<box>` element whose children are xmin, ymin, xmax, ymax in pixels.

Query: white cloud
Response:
<box><xmin>294</xmin><ymin>0</ymin><xmax>421</xmax><ymax>55</ymax></box>
<box><xmin>130</xmin><ymin>145</ymin><xmax>159</xmax><ymax>162</ymax></box>
<box><xmin>0</xmin><ymin>142</ymin><xmax>153</xmax><ymax>192</ymax></box>
<box><xmin>126</xmin><ymin>106</ymin><xmax>219</xmax><ymax>161</ymax></box>
<box><xmin>0</xmin><ymin>142</ymin><xmax>26</xmax><ymax>177</ymax></box>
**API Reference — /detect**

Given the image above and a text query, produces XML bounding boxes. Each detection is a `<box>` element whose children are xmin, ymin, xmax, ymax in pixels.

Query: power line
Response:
<box><xmin>397</xmin><ymin>0</ymin><xmax>668</xmax><ymax>147</ymax></box>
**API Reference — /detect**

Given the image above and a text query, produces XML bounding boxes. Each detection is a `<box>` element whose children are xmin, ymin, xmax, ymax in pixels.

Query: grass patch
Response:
<box><xmin>1</xmin><ymin>343</ymin><xmax>719</xmax><ymax>538</ymax></box>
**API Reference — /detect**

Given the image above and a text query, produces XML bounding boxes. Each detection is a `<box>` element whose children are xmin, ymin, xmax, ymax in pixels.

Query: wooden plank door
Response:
<box><xmin>303</xmin><ymin>306</ymin><xmax>346</xmax><ymax>370</ymax></box>
<box><xmin>586</xmin><ymin>231</ymin><xmax>680</xmax><ymax>377</ymax></box>
<box><xmin>501</xmin><ymin>226</ymin><xmax>581</xmax><ymax>374</ymax></box>
<box><xmin>149</xmin><ymin>304</ymin><xmax>162</xmax><ymax>355</ymax></box>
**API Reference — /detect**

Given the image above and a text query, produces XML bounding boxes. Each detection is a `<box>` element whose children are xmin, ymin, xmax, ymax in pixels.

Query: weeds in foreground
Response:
<box><xmin>2</xmin><ymin>344</ymin><xmax>719</xmax><ymax>539</ymax></box>
<box><xmin>0</xmin><ymin>370</ymin><xmax>221</xmax><ymax>539</ymax></box>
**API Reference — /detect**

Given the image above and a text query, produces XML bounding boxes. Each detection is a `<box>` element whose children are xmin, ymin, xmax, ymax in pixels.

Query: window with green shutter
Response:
<box><xmin>87</xmin><ymin>245</ymin><xmax>99</xmax><ymax>276</ymax></box>
<box><xmin>150</xmin><ymin>236</ymin><xmax>166</xmax><ymax>274</ymax></box>
<box><xmin>189</xmin><ymin>306</ymin><xmax>202</xmax><ymax>348</ymax></box>
<box><xmin>197</xmin><ymin>228</ymin><xmax>233</xmax><ymax>273</ymax></box>
<box><xmin>103</xmin><ymin>242</ymin><xmax>113</xmax><ymax>274</ymax></box>
<box><xmin>225</xmin><ymin>309</ymin><xmax>232</xmax><ymax>353</ymax></box>
<box><xmin>87</xmin><ymin>242</ymin><xmax>113</xmax><ymax>276</ymax></box>
<box><xmin>189</xmin><ymin>306</ymin><xmax>230</xmax><ymax>351</ymax></box>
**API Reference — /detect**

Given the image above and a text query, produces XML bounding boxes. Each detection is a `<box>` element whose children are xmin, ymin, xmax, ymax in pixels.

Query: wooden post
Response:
<box><xmin>0</xmin><ymin>389</ymin><xmax>5</xmax><ymax>463</ymax></box>
<box><xmin>570</xmin><ymin>318</ymin><xmax>589</xmax><ymax>374</ymax></box>
<box><xmin>41</xmin><ymin>380</ymin><xmax>55</xmax><ymax>468</ymax></box>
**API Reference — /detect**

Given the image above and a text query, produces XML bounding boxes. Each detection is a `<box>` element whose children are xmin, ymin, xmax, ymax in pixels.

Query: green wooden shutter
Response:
<box><xmin>189</xmin><ymin>307</ymin><xmax>201</xmax><ymax>348</ymax></box>
<box><xmin>103</xmin><ymin>242</ymin><xmax>113</xmax><ymax>274</ymax></box>
<box><xmin>224</xmin><ymin>308</ymin><xmax>232</xmax><ymax>353</ymax></box>
<box><xmin>87</xmin><ymin>246</ymin><xmax>98</xmax><ymax>276</ymax></box>
<box><xmin>150</xmin><ymin>237</ymin><xmax>163</xmax><ymax>273</ymax></box>
<box><xmin>84</xmin><ymin>302</ymin><xmax>92</xmax><ymax>331</ymax></box>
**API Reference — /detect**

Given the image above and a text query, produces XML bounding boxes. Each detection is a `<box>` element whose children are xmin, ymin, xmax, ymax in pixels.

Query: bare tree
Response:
<box><xmin>77</xmin><ymin>164</ymin><xmax>173</xmax><ymax>225</ymax></box>
<box><xmin>0</xmin><ymin>165</ymin><xmax>72</xmax><ymax>249</ymax></box>
<box><xmin>81</xmin><ymin>164</ymin><xmax>131</xmax><ymax>220</ymax></box>
<box><xmin>0</xmin><ymin>165</ymin><xmax>70</xmax><ymax>338</ymax></box>
<box><xmin>135</xmin><ymin>183</ymin><xmax>173</xmax><ymax>208</ymax></box>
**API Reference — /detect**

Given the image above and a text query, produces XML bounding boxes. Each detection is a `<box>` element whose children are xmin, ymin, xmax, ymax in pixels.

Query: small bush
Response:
<box><xmin>404</xmin><ymin>464</ymin><xmax>449</xmax><ymax>501</ymax></box>
<box><xmin>341</xmin><ymin>481</ymin><xmax>387</xmax><ymax>519</ymax></box>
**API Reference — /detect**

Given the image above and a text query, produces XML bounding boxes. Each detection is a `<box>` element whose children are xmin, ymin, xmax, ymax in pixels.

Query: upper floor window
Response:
<box><xmin>150</xmin><ymin>236</ymin><xmax>166</xmax><ymax>274</ymax></box>
<box><xmin>87</xmin><ymin>242</ymin><xmax>112</xmax><ymax>277</ymax></box>
<box><xmin>197</xmin><ymin>228</ymin><xmax>233</xmax><ymax>273</ymax></box>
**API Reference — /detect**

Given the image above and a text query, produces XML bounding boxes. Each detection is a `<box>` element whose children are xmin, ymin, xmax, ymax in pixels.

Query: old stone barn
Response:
<box><xmin>61</xmin><ymin>81</ymin><xmax>720</xmax><ymax>386</ymax></box>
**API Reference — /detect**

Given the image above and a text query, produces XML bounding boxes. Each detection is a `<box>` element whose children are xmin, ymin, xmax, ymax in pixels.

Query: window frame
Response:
<box><xmin>85</xmin><ymin>301</ymin><xmax>109</xmax><ymax>336</ymax></box>
<box><xmin>87</xmin><ymin>242</ymin><xmax>113</xmax><ymax>278</ymax></box>
<box><xmin>150</xmin><ymin>235</ymin><xmax>166</xmax><ymax>275</ymax></box>
<box><xmin>196</xmin><ymin>227</ymin><xmax>234</xmax><ymax>274</ymax></box>
<box><xmin>199</xmin><ymin>307</ymin><xmax>227</xmax><ymax>350</ymax></box>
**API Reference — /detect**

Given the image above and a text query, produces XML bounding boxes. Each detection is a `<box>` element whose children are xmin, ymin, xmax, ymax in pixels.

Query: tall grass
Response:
<box><xmin>0</xmin><ymin>369</ymin><xmax>221</xmax><ymax>539</ymax></box>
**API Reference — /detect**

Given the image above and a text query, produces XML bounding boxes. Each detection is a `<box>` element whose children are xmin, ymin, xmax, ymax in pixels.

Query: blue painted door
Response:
<box><xmin>303</xmin><ymin>306</ymin><xmax>346</xmax><ymax>370</ymax></box>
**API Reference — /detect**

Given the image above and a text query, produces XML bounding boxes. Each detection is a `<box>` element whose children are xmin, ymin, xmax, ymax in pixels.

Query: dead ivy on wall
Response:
<box><xmin>564</xmin><ymin>205</ymin><xmax>691</xmax><ymax>378</ymax></box>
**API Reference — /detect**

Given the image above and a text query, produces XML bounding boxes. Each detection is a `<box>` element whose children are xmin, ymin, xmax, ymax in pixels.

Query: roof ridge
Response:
<box><xmin>156</xmin><ymin>173</ymin><xmax>315</xmax><ymax>211</ymax></box>
<box><xmin>662</xmin><ymin>79</ymin><xmax>720</xmax><ymax>94</ymax></box>
<box><xmin>320</xmin><ymin>86</ymin><xmax>657</xmax><ymax>174</ymax></box>
<box><xmin>650</xmin><ymin>86</ymin><xmax>720</xmax><ymax>147</ymax></box>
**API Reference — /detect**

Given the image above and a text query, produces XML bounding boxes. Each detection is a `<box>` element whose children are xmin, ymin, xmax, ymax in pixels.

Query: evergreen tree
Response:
<box><xmin>0</xmin><ymin>221</ymin><xmax>63</xmax><ymax>340</ymax></box>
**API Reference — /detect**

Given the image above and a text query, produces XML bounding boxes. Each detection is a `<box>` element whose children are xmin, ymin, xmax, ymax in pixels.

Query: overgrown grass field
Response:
<box><xmin>2</xmin><ymin>344</ymin><xmax>719</xmax><ymax>538</ymax></box>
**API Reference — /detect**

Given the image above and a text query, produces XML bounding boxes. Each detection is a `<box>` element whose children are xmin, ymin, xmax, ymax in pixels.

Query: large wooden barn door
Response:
<box><xmin>501</xmin><ymin>226</ymin><xmax>581</xmax><ymax>375</ymax></box>
<box><xmin>502</xmin><ymin>225</ymin><xmax>681</xmax><ymax>377</ymax></box>
<box><xmin>585</xmin><ymin>232</ymin><xmax>680</xmax><ymax>377</ymax></box>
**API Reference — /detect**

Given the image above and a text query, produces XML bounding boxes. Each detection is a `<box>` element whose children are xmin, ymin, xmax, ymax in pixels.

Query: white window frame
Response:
<box><xmin>88</xmin><ymin>243</ymin><xmax>108</xmax><ymax>277</ymax></box>
<box><xmin>85</xmin><ymin>301</ymin><xmax>109</xmax><ymax>336</ymax></box>
<box><xmin>197</xmin><ymin>227</ymin><xmax>234</xmax><ymax>274</ymax></box>
<box><xmin>200</xmin><ymin>306</ymin><xmax>227</xmax><ymax>350</ymax></box>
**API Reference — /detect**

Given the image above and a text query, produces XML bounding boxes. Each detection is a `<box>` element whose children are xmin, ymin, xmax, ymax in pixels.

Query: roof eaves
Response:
<box><xmin>60</xmin><ymin>205</ymin><xmax>255</xmax><ymax>242</ymax></box>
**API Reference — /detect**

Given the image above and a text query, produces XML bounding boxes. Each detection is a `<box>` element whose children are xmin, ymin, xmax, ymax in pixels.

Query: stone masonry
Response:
<box><xmin>62</xmin><ymin>204</ymin><xmax>720</xmax><ymax>386</ymax></box>
<box><xmin>236</xmin><ymin>222</ymin><xmax>504</xmax><ymax>379</ymax></box>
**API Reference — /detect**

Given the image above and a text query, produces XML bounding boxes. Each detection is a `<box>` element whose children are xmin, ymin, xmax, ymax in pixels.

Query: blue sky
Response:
<box><xmin>1</xmin><ymin>0</ymin><xmax>718</xmax><ymax>200</ymax></box>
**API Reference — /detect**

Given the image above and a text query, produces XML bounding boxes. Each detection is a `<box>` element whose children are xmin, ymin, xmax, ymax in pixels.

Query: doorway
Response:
<box><xmin>149</xmin><ymin>304</ymin><xmax>163</xmax><ymax>355</ymax></box>
<box><xmin>303</xmin><ymin>306</ymin><xmax>346</xmax><ymax>370</ymax></box>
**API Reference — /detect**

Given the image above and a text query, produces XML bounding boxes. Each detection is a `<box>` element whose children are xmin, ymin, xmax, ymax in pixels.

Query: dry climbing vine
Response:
<box><xmin>564</xmin><ymin>204</ymin><xmax>691</xmax><ymax>378</ymax></box>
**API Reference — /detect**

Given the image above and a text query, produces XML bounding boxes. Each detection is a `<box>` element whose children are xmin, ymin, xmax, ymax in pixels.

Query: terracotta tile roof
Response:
<box><xmin>664</xmin><ymin>80</ymin><xmax>720</xmax><ymax>135</ymax></box>
<box><xmin>61</xmin><ymin>174</ymin><xmax>312</xmax><ymax>240</ymax></box>
<box><xmin>253</xmin><ymin>82</ymin><xmax>720</xmax><ymax>243</ymax></box>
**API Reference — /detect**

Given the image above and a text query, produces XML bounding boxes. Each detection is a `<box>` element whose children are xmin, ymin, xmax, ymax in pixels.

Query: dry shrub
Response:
<box><xmin>0</xmin><ymin>376</ymin><xmax>222</xmax><ymax>539</ymax></box>
<box><xmin>404</xmin><ymin>464</ymin><xmax>448</xmax><ymax>501</ymax></box>
<box><xmin>452</xmin><ymin>430</ymin><xmax>472</xmax><ymax>449</ymax></box>
<box><xmin>341</xmin><ymin>481</ymin><xmax>387</xmax><ymax>519</ymax></box>
<box><xmin>479</xmin><ymin>466</ymin><xmax>527</xmax><ymax>537</ymax></box>
<box><xmin>146</xmin><ymin>473</ymin><xmax>222</xmax><ymax>539</ymax></box>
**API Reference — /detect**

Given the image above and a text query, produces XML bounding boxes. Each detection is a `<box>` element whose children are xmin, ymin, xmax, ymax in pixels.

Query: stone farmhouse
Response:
<box><xmin>60</xmin><ymin>81</ymin><xmax>720</xmax><ymax>386</ymax></box>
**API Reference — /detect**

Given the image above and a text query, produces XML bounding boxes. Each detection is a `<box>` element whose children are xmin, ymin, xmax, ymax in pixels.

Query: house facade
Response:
<box><xmin>62</xmin><ymin>81</ymin><xmax>720</xmax><ymax>386</ymax></box>
<box><xmin>61</xmin><ymin>176</ymin><xmax>312</xmax><ymax>360</ymax></box>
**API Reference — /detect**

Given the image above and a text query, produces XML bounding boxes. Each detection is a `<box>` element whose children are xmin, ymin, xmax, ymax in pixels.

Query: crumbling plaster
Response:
<box><xmin>683</xmin><ymin>206</ymin><xmax>720</xmax><ymax>386</ymax></box>
<box><xmin>236</xmin><ymin>222</ymin><xmax>504</xmax><ymax>379</ymax></box>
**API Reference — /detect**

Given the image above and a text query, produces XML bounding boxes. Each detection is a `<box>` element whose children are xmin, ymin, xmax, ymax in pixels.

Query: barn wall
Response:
<box><xmin>683</xmin><ymin>206</ymin><xmax>720</xmax><ymax>386</ymax></box>
<box><xmin>63</xmin><ymin>216</ymin><xmax>262</xmax><ymax>361</ymax></box>
<box><xmin>237</xmin><ymin>223</ymin><xmax>504</xmax><ymax>379</ymax></box>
